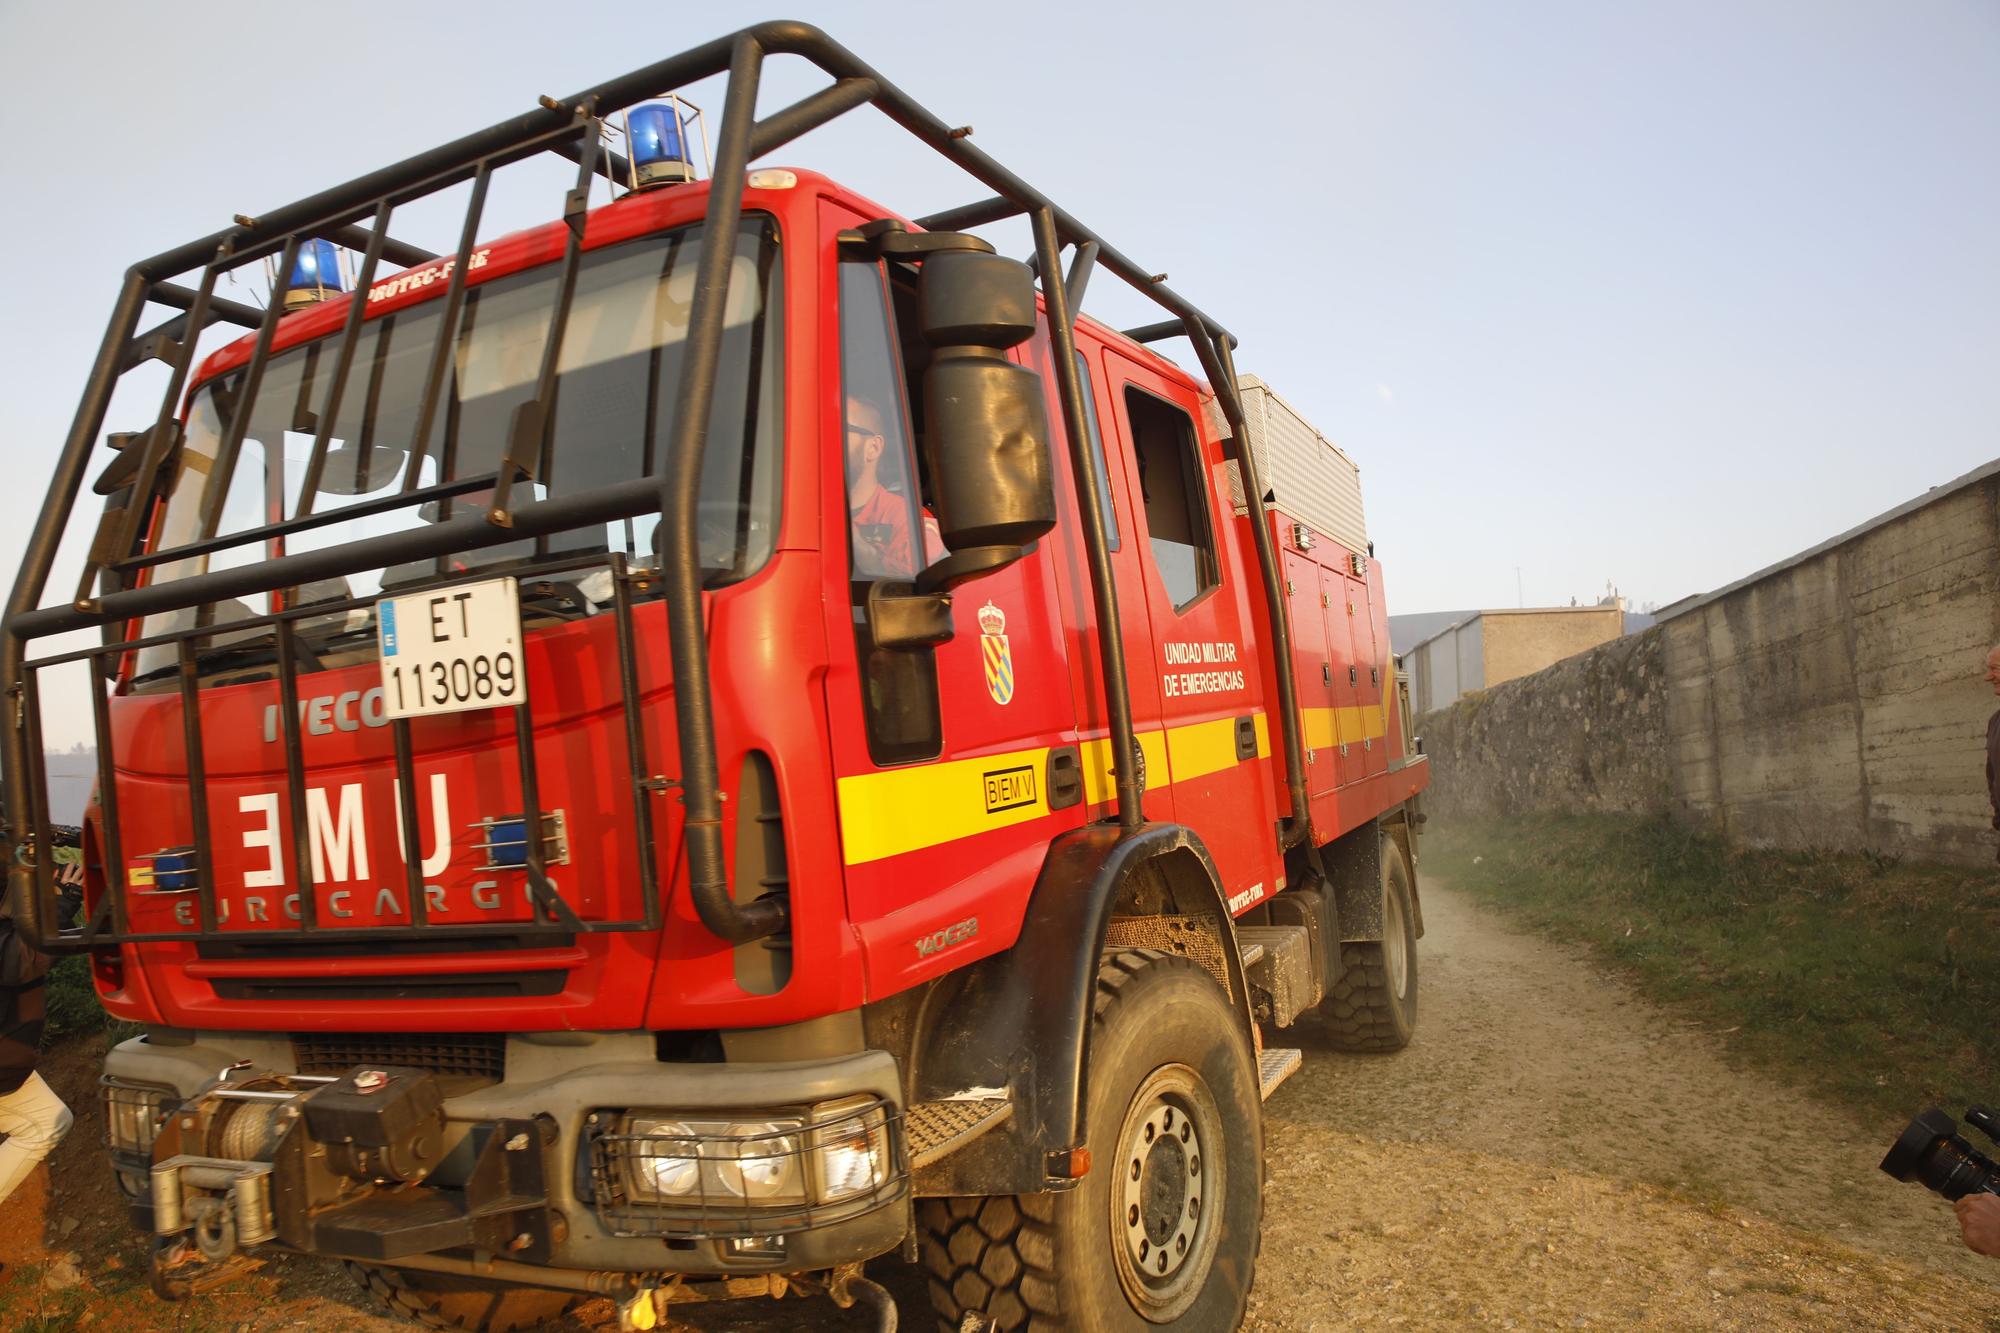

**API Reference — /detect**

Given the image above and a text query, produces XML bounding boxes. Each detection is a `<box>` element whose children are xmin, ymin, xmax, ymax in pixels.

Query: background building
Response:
<box><xmin>1404</xmin><ymin>606</ymin><xmax>1626</xmax><ymax>715</ymax></box>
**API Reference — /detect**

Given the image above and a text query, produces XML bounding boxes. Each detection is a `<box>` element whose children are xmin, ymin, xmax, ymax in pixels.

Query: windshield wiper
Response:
<box><xmin>128</xmin><ymin>633</ymin><xmax>326</xmax><ymax>687</ymax></box>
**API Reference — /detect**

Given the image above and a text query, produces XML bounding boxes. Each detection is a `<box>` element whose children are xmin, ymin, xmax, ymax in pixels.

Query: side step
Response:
<box><xmin>1258</xmin><ymin>1048</ymin><xmax>1303</xmax><ymax>1101</ymax></box>
<box><xmin>906</xmin><ymin>1097</ymin><xmax>1013</xmax><ymax>1170</ymax></box>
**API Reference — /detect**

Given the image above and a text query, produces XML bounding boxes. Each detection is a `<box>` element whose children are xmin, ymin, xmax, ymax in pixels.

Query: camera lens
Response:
<box><xmin>1881</xmin><ymin>1108</ymin><xmax>2000</xmax><ymax>1202</ymax></box>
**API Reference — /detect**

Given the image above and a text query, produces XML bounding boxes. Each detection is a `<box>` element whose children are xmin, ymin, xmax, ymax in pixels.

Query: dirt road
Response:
<box><xmin>8</xmin><ymin>877</ymin><xmax>1997</xmax><ymax>1330</ymax></box>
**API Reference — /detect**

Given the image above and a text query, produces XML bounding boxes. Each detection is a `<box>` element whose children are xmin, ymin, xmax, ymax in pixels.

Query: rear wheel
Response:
<box><xmin>919</xmin><ymin>948</ymin><xmax>1262</xmax><ymax>1330</ymax></box>
<box><xmin>1319</xmin><ymin>842</ymin><xmax>1419</xmax><ymax>1051</ymax></box>
<box><xmin>344</xmin><ymin>1261</ymin><xmax>578</xmax><ymax>1332</ymax></box>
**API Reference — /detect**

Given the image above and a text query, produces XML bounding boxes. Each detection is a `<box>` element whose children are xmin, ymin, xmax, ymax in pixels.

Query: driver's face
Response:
<box><xmin>845</xmin><ymin>397</ymin><xmax>885</xmax><ymax>475</ymax></box>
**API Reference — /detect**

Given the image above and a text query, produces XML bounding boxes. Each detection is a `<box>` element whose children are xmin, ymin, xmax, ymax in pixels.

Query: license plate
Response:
<box><xmin>377</xmin><ymin>577</ymin><xmax>527</xmax><ymax>720</ymax></box>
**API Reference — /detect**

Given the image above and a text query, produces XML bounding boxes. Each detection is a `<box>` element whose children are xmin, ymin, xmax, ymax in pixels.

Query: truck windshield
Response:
<box><xmin>133</xmin><ymin>215</ymin><xmax>783</xmax><ymax>683</ymax></box>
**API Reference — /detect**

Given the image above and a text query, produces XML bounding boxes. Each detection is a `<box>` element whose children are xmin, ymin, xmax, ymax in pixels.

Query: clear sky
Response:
<box><xmin>1</xmin><ymin>0</ymin><xmax>1994</xmax><ymax>668</ymax></box>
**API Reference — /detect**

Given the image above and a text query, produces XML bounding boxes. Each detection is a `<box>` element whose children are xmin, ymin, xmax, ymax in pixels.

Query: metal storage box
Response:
<box><xmin>1220</xmin><ymin>375</ymin><xmax>1367</xmax><ymax>555</ymax></box>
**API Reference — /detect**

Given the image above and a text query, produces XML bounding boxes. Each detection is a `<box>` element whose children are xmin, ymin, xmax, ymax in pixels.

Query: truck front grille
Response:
<box><xmin>291</xmin><ymin>1033</ymin><xmax>505</xmax><ymax>1082</ymax></box>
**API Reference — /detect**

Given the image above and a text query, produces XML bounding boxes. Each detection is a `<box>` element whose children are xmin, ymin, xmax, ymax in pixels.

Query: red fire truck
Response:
<box><xmin>2</xmin><ymin>22</ymin><xmax>1427</xmax><ymax>1331</ymax></box>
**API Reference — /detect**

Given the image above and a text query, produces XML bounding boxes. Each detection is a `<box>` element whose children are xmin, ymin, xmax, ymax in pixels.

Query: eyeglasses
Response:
<box><xmin>845</xmin><ymin>422</ymin><xmax>882</xmax><ymax>442</ymax></box>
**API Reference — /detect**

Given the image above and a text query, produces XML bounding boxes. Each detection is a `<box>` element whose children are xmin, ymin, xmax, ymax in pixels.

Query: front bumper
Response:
<box><xmin>105</xmin><ymin>1030</ymin><xmax>910</xmax><ymax>1277</ymax></box>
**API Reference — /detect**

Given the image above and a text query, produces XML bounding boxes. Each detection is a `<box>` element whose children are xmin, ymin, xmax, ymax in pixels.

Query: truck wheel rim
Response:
<box><xmin>1385</xmin><ymin>881</ymin><xmax>1409</xmax><ymax>1000</ymax></box>
<box><xmin>1112</xmin><ymin>1064</ymin><xmax>1223</xmax><ymax>1321</ymax></box>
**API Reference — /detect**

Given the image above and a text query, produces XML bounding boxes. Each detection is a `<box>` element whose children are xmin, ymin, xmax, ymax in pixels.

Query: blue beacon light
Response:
<box><xmin>283</xmin><ymin>238</ymin><xmax>347</xmax><ymax>311</ymax></box>
<box><xmin>628</xmin><ymin>102</ymin><xmax>696</xmax><ymax>189</ymax></box>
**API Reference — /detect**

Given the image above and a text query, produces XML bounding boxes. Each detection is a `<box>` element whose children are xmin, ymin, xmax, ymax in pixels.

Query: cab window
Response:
<box><xmin>838</xmin><ymin>261</ymin><xmax>941</xmax><ymax>764</ymax></box>
<box><xmin>1125</xmin><ymin>387</ymin><xmax>1217</xmax><ymax>610</ymax></box>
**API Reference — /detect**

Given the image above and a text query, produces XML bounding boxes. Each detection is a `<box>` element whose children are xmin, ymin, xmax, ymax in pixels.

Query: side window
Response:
<box><xmin>1125</xmin><ymin>387</ymin><xmax>1218</xmax><ymax>610</ymax></box>
<box><xmin>1073</xmin><ymin>350</ymin><xmax>1119</xmax><ymax>551</ymax></box>
<box><xmin>839</xmin><ymin>261</ymin><xmax>941</xmax><ymax>764</ymax></box>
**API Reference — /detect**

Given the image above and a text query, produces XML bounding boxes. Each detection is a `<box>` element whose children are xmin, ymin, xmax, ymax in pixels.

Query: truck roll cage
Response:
<box><xmin>2</xmin><ymin>19</ymin><xmax>1313</xmax><ymax>955</ymax></box>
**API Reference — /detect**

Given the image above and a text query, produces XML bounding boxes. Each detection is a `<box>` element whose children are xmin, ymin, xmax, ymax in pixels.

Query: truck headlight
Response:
<box><xmin>103</xmin><ymin>1078</ymin><xmax>177</xmax><ymax>1155</ymax></box>
<box><xmin>612</xmin><ymin>1113</ymin><xmax>807</xmax><ymax>1207</ymax></box>
<box><xmin>716</xmin><ymin>1121</ymin><xmax>803</xmax><ymax>1202</ymax></box>
<box><xmin>811</xmin><ymin>1096</ymin><xmax>891</xmax><ymax>1202</ymax></box>
<box><xmin>624</xmin><ymin>1119</ymin><xmax>701</xmax><ymax>1199</ymax></box>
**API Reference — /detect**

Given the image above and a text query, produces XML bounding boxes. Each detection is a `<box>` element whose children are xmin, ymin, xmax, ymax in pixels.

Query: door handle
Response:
<box><xmin>1234</xmin><ymin>715</ymin><xmax>1258</xmax><ymax>760</ymax></box>
<box><xmin>1348</xmin><ymin>665</ymin><xmax>1359</xmax><ymax>686</ymax></box>
<box><xmin>1046</xmin><ymin>745</ymin><xmax>1083</xmax><ymax>811</ymax></box>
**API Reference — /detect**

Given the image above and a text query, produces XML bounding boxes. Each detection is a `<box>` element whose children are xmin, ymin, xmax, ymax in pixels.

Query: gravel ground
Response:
<box><xmin>8</xmin><ymin>876</ymin><xmax>1996</xmax><ymax>1330</ymax></box>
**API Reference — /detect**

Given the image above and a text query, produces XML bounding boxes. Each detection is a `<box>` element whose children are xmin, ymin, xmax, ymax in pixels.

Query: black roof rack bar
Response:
<box><xmin>658</xmin><ymin>33</ymin><xmax>787</xmax><ymax>947</ymax></box>
<box><xmin>324</xmin><ymin>223</ymin><xmax>437</xmax><ymax>269</ymax></box>
<box><xmin>390</xmin><ymin>717</ymin><xmax>429</xmax><ymax>929</ymax></box>
<box><xmin>195</xmin><ymin>235</ymin><xmax>299</xmax><ymax>548</ymax></box>
<box><xmin>272</xmin><ymin>619</ymin><xmax>320</xmax><ymax>933</ymax></box>
<box><xmin>298</xmin><ymin>199</ymin><xmax>396</xmax><ymax>518</ymax></box>
<box><xmin>87</xmin><ymin>666</ymin><xmax>130</xmax><ymax>938</ymax></box>
<box><xmin>1032</xmin><ymin>207</ymin><xmax>1140</xmax><ymax>827</ymax></box>
<box><xmin>120</xmin><ymin>473</ymin><xmax>498</xmax><ymax>575</ymax></box>
<box><xmin>174</xmin><ymin>638</ymin><xmax>219</xmax><ymax>935</ymax></box>
<box><xmin>746</xmin><ymin>77</ymin><xmax>878</xmax><ymax>158</ymax></box>
<box><xmin>1120</xmin><ymin>319</ymin><xmax>1185</xmax><ymax>344</ymax></box>
<box><xmin>406</xmin><ymin>164</ymin><xmax>493</xmax><ymax>493</ymax></box>
<box><xmin>150</xmin><ymin>280</ymin><xmax>263</xmax><ymax>331</ymax></box>
<box><xmin>1064</xmin><ymin>241</ymin><xmax>1099</xmax><ymax>323</ymax></box>
<box><xmin>489</xmin><ymin>109</ymin><xmax>603</xmax><ymax>533</ymax></box>
<box><xmin>912</xmin><ymin>196</ymin><xmax>1023</xmax><ymax>233</ymax></box>
<box><xmin>17</xmin><ymin>473</ymin><xmax>663</xmax><ymax>641</ymax></box>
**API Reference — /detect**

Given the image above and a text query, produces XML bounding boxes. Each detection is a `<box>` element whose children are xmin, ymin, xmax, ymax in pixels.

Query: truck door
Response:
<box><xmin>1025</xmin><ymin>333</ymin><xmax>1172</xmax><ymax>825</ymax></box>
<box><xmin>1102</xmin><ymin>350</ymin><xmax>1281</xmax><ymax>911</ymax></box>
<box><xmin>819</xmin><ymin>202</ymin><xmax>1083</xmax><ymax>991</ymax></box>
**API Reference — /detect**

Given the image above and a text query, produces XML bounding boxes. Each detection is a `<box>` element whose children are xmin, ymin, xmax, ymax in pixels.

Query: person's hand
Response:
<box><xmin>1955</xmin><ymin>1192</ymin><xmax>2000</xmax><ymax>1257</ymax></box>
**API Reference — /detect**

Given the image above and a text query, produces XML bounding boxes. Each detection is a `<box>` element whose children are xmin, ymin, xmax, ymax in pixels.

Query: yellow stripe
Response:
<box><xmin>836</xmin><ymin>711</ymin><xmax>1277</xmax><ymax>866</ymax></box>
<box><xmin>1080</xmin><ymin>728</ymin><xmax>1171</xmax><ymax>807</ymax></box>
<box><xmin>836</xmin><ymin>743</ymin><xmax>1052</xmax><ymax>865</ymax></box>
<box><xmin>1301</xmin><ymin>705</ymin><xmax>1387</xmax><ymax>750</ymax></box>
<box><xmin>1165</xmin><ymin>714</ymin><xmax>1270</xmax><ymax>784</ymax></box>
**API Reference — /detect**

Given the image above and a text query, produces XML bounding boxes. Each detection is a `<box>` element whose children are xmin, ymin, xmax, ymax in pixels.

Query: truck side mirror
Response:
<box><xmin>864</xmin><ymin>250</ymin><xmax>1056</xmax><ymax>650</ymax></box>
<box><xmin>915</xmin><ymin>251</ymin><xmax>1055</xmax><ymax>590</ymax></box>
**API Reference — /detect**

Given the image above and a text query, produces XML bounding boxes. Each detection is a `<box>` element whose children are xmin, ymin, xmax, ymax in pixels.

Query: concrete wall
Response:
<box><xmin>1663</xmin><ymin>471</ymin><xmax>1999</xmax><ymax>864</ymax></box>
<box><xmin>1483</xmin><ymin>608</ymin><xmax>1623</xmax><ymax>689</ymax></box>
<box><xmin>1421</xmin><ymin>462</ymin><xmax>2000</xmax><ymax>868</ymax></box>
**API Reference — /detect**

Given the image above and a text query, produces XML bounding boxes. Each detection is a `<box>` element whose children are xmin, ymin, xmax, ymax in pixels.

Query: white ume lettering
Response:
<box><xmin>228</xmin><ymin>777</ymin><xmax>451</xmax><ymax>890</ymax></box>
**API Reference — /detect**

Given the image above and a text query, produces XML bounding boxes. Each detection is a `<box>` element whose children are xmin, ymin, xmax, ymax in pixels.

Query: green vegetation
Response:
<box><xmin>1426</xmin><ymin>813</ymin><xmax>2000</xmax><ymax>1125</ymax></box>
<box><xmin>43</xmin><ymin>955</ymin><xmax>107</xmax><ymax>1040</ymax></box>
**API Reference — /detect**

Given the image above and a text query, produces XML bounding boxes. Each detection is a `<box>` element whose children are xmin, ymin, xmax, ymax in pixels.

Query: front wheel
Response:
<box><xmin>920</xmin><ymin>948</ymin><xmax>1262</xmax><ymax>1330</ymax></box>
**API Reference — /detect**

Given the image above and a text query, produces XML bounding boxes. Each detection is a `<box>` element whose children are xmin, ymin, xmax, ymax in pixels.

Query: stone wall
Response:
<box><xmin>1421</xmin><ymin>627</ymin><xmax>1671</xmax><ymax>820</ymax></box>
<box><xmin>1419</xmin><ymin>461</ymin><xmax>2000</xmax><ymax>867</ymax></box>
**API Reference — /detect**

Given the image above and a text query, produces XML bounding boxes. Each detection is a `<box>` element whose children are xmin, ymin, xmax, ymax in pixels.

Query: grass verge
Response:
<box><xmin>1425</xmin><ymin>812</ymin><xmax>2000</xmax><ymax>1126</ymax></box>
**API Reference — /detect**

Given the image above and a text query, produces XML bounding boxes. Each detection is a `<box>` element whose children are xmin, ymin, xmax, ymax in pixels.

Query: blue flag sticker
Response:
<box><xmin>380</xmin><ymin>600</ymin><xmax>399</xmax><ymax>656</ymax></box>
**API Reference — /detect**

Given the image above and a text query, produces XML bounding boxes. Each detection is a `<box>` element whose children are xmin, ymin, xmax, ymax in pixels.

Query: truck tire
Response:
<box><xmin>344</xmin><ymin>1261</ymin><xmax>578</xmax><ymax>1332</ymax></box>
<box><xmin>918</xmin><ymin>948</ymin><xmax>1262</xmax><ymax>1330</ymax></box>
<box><xmin>1319</xmin><ymin>845</ymin><xmax>1418</xmax><ymax>1051</ymax></box>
